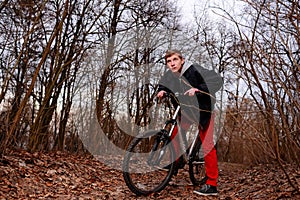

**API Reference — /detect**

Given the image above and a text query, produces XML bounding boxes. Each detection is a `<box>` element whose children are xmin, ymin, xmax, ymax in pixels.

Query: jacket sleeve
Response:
<box><xmin>157</xmin><ymin>70</ymin><xmax>175</xmax><ymax>94</ymax></box>
<box><xmin>182</xmin><ymin>65</ymin><xmax>209</xmax><ymax>96</ymax></box>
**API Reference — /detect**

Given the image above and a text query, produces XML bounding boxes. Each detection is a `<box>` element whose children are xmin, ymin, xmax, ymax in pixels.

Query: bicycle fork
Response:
<box><xmin>147</xmin><ymin>106</ymin><xmax>181</xmax><ymax>166</ymax></box>
<box><xmin>147</xmin><ymin>130</ymin><xmax>169</xmax><ymax>166</ymax></box>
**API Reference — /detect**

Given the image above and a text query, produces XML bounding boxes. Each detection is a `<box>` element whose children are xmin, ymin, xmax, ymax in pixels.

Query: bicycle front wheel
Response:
<box><xmin>188</xmin><ymin>139</ymin><xmax>207</xmax><ymax>186</ymax></box>
<box><xmin>122</xmin><ymin>130</ymin><xmax>175</xmax><ymax>196</ymax></box>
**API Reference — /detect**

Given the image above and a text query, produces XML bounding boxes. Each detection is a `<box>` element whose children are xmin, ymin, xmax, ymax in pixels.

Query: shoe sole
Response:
<box><xmin>193</xmin><ymin>190</ymin><xmax>218</xmax><ymax>196</ymax></box>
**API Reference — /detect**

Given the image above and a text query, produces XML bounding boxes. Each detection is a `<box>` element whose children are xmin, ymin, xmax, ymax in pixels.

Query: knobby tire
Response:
<box><xmin>188</xmin><ymin>139</ymin><xmax>207</xmax><ymax>186</ymax></box>
<box><xmin>122</xmin><ymin>130</ymin><xmax>175</xmax><ymax>196</ymax></box>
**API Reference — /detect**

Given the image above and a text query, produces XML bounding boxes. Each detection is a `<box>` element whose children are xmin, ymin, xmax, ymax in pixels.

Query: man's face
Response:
<box><xmin>166</xmin><ymin>53</ymin><xmax>184</xmax><ymax>73</ymax></box>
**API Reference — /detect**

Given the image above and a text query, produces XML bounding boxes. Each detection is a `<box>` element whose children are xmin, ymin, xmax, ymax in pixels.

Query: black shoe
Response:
<box><xmin>194</xmin><ymin>184</ymin><xmax>218</xmax><ymax>196</ymax></box>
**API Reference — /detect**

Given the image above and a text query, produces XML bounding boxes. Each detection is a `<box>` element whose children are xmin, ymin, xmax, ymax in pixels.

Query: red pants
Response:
<box><xmin>170</xmin><ymin>115</ymin><xmax>218</xmax><ymax>186</ymax></box>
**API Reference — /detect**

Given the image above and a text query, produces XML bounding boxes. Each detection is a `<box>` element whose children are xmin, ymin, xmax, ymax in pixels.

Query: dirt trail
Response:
<box><xmin>0</xmin><ymin>150</ymin><xmax>299</xmax><ymax>199</ymax></box>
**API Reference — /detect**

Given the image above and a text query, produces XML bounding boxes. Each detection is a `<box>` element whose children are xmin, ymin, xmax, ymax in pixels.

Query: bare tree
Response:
<box><xmin>0</xmin><ymin>0</ymin><xmax>110</xmax><ymax>154</ymax></box>
<box><xmin>215</xmin><ymin>0</ymin><xmax>300</xmax><ymax>192</ymax></box>
<box><xmin>94</xmin><ymin>0</ymin><xmax>179</xmax><ymax>153</ymax></box>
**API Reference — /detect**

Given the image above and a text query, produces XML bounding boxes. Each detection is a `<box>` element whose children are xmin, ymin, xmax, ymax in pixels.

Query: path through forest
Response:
<box><xmin>0</xmin><ymin>150</ymin><xmax>299</xmax><ymax>199</ymax></box>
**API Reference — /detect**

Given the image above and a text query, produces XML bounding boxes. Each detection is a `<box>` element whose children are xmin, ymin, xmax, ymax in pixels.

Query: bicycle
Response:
<box><xmin>122</xmin><ymin>92</ymin><xmax>207</xmax><ymax>196</ymax></box>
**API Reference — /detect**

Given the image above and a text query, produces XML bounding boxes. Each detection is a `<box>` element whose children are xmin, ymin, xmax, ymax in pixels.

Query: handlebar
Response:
<box><xmin>156</xmin><ymin>91</ymin><xmax>197</xmax><ymax>106</ymax></box>
<box><xmin>164</xmin><ymin>92</ymin><xmax>184</xmax><ymax>97</ymax></box>
<box><xmin>157</xmin><ymin>91</ymin><xmax>181</xmax><ymax>101</ymax></box>
<box><xmin>159</xmin><ymin>91</ymin><xmax>200</xmax><ymax>100</ymax></box>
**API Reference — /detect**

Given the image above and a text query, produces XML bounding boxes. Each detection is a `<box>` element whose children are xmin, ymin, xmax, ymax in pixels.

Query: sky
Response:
<box><xmin>176</xmin><ymin>0</ymin><xmax>243</xmax><ymax>23</ymax></box>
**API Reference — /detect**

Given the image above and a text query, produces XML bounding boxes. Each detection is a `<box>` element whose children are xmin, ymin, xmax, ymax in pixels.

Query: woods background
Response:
<box><xmin>0</xmin><ymin>0</ymin><xmax>299</xmax><ymax>192</ymax></box>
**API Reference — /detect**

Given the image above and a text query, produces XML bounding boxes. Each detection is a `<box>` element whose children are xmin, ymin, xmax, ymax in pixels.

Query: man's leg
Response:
<box><xmin>199</xmin><ymin>115</ymin><xmax>218</xmax><ymax>187</ymax></box>
<box><xmin>194</xmin><ymin>115</ymin><xmax>219</xmax><ymax>196</ymax></box>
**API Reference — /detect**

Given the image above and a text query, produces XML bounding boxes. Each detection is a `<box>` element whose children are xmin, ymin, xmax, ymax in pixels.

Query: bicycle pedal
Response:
<box><xmin>154</xmin><ymin>166</ymin><xmax>169</xmax><ymax>171</ymax></box>
<box><xmin>193</xmin><ymin>161</ymin><xmax>205</xmax><ymax>164</ymax></box>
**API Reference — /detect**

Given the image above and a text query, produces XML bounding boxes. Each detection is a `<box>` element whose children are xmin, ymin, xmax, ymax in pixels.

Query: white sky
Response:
<box><xmin>176</xmin><ymin>0</ymin><xmax>244</xmax><ymax>23</ymax></box>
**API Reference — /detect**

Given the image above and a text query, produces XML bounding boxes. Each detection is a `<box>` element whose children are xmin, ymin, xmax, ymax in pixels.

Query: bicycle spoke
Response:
<box><xmin>123</xmin><ymin>131</ymin><xmax>175</xmax><ymax>195</ymax></box>
<box><xmin>188</xmin><ymin>141</ymin><xmax>207</xmax><ymax>186</ymax></box>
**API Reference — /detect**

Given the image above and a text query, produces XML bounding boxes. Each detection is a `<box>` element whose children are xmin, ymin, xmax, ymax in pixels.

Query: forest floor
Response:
<box><xmin>0</xmin><ymin>149</ymin><xmax>299</xmax><ymax>200</ymax></box>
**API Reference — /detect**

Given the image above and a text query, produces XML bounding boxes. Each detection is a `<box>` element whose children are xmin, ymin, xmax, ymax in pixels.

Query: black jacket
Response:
<box><xmin>158</xmin><ymin>64</ymin><xmax>217</xmax><ymax>128</ymax></box>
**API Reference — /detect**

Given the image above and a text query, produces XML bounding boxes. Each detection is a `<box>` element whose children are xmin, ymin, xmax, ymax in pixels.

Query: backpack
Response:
<box><xmin>192</xmin><ymin>63</ymin><xmax>224</xmax><ymax>94</ymax></box>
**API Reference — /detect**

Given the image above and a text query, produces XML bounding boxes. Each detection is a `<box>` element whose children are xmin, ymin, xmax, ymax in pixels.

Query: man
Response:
<box><xmin>157</xmin><ymin>49</ymin><xmax>222</xmax><ymax>196</ymax></box>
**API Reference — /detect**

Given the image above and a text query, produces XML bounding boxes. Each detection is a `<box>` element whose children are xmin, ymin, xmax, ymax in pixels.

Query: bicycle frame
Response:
<box><xmin>123</xmin><ymin>92</ymin><xmax>206</xmax><ymax>196</ymax></box>
<box><xmin>158</xmin><ymin>94</ymin><xmax>201</xmax><ymax>163</ymax></box>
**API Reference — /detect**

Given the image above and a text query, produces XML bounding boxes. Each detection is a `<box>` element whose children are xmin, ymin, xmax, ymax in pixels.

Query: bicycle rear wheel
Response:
<box><xmin>188</xmin><ymin>139</ymin><xmax>207</xmax><ymax>186</ymax></box>
<box><xmin>122</xmin><ymin>130</ymin><xmax>175</xmax><ymax>196</ymax></box>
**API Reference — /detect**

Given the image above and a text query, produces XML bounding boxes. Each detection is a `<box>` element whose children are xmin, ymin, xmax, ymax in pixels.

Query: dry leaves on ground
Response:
<box><xmin>0</xmin><ymin>149</ymin><xmax>299</xmax><ymax>199</ymax></box>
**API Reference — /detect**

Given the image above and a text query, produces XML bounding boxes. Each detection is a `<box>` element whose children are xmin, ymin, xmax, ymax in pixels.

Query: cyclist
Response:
<box><xmin>156</xmin><ymin>49</ymin><xmax>222</xmax><ymax>196</ymax></box>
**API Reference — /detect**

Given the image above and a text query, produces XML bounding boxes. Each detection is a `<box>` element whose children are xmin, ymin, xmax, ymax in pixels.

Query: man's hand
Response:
<box><xmin>184</xmin><ymin>88</ymin><xmax>200</xmax><ymax>96</ymax></box>
<box><xmin>157</xmin><ymin>90</ymin><xmax>166</xmax><ymax>98</ymax></box>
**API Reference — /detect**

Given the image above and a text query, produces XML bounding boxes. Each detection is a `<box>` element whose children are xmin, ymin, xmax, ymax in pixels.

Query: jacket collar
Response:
<box><xmin>180</xmin><ymin>62</ymin><xmax>192</xmax><ymax>77</ymax></box>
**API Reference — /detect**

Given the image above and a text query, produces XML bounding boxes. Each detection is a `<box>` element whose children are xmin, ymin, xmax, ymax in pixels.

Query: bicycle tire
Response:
<box><xmin>188</xmin><ymin>138</ymin><xmax>207</xmax><ymax>186</ymax></box>
<box><xmin>122</xmin><ymin>130</ymin><xmax>175</xmax><ymax>196</ymax></box>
